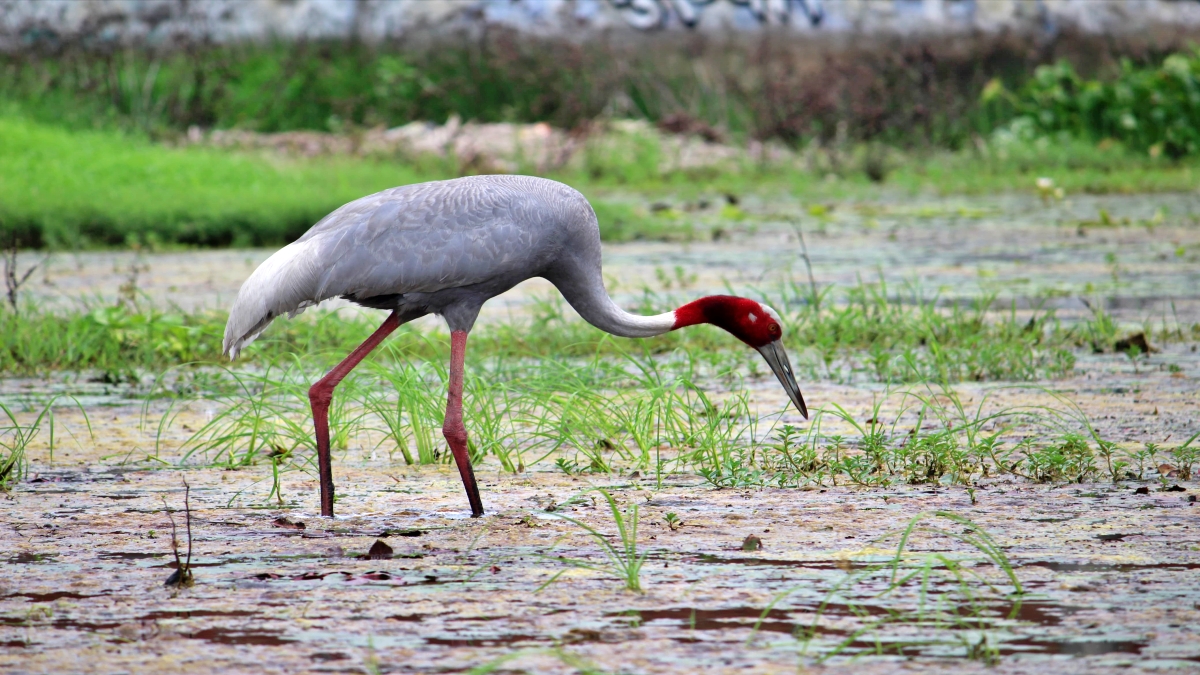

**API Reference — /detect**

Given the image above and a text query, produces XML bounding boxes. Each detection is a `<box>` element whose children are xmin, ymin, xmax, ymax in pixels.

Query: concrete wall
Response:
<box><xmin>3</xmin><ymin>0</ymin><xmax>1199</xmax><ymax>50</ymax></box>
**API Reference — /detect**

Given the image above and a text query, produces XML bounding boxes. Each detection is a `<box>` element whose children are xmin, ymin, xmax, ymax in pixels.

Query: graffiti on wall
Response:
<box><xmin>609</xmin><ymin>0</ymin><xmax>824</xmax><ymax>30</ymax></box>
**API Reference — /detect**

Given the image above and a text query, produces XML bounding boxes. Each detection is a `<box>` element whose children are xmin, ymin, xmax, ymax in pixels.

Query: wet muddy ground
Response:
<box><xmin>3</xmin><ymin>192</ymin><xmax>1199</xmax><ymax>673</ymax></box>
<box><xmin>2</xmin><ymin>461</ymin><xmax>1197</xmax><ymax>674</ymax></box>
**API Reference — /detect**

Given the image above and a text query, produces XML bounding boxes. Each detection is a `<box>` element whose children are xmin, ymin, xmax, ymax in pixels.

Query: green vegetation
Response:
<box><xmin>985</xmin><ymin>50</ymin><xmax>1200</xmax><ymax>158</ymax></box>
<box><xmin>758</xmin><ymin>511</ymin><xmax>1024</xmax><ymax>663</ymax></box>
<box><xmin>49</xmin><ymin>312</ymin><xmax>1182</xmax><ymax>505</ymax></box>
<box><xmin>3</xmin><ymin>267</ymin><xmax>1190</xmax><ymax>502</ymax></box>
<box><xmin>1</xmin><ymin>284</ymin><xmax>1192</xmax><ymax>504</ymax></box>
<box><xmin>539</xmin><ymin>489</ymin><xmax>648</xmax><ymax>593</ymax></box>
<box><xmin>0</xmin><ymin>116</ymin><xmax>441</xmax><ymax>248</ymax></box>
<box><xmin>0</xmin><ymin>402</ymin><xmax>34</xmax><ymax>488</ymax></box>
<box><xmin>0</xmin><ymin>115</ymin><xmax>705</xmax><ymax>248</ymax></box>
<box><xmin>705</xmin><ymin>386</ymin><xmax>1181</xmax><ymax>490</ymax></box>
<box><xmin>0</xmin><ymin>276</ymin><xmax>1106</xmax><ymax>380</ymax></box>
<box><xmin>3</xmin><ymin>39</ymin><xmax>613</xmax><ymax>136</ymax></box>
<box><xmin>2</xmin><ymin>113</ymin><xmax>1196</xmax><ymax>249</ymax></box>
<box><xmin>889</xmin><ymin>136</ymin><xmax>1198</xmax><ymax>195</ymax></box>
<box><xmin>0</xmin><ymin>397</ymin><xmax>88</xmax><ymax>489</ymax></box>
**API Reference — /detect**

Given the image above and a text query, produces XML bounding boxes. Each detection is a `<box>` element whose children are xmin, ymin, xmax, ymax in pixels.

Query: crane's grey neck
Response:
<box><xmin>575</xmin><ymin>298</ymin><xmax>677</xmax><ymax>338</ymax></box>
<box><xmin>549</xmin><ymin>268</ymin><xmax>676</xmax><ymax>338</ymax></box>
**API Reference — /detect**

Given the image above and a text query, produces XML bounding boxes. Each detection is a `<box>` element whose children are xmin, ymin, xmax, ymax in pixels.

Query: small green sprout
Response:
<box><xmin>663</xmin><ymin>512</ymin><xmax>681</xmax><ymax>531</ymax></box>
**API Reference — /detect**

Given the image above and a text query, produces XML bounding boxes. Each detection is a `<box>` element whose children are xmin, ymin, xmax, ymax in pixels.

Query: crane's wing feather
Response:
<box><xmin>222</xmin><ymin>176</ymin><xmax>568</xmax><ymax>358</ymax></box>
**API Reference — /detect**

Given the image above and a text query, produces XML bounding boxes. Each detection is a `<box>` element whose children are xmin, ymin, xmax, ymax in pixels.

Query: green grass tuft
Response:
<box><xmin>755</xmin><ymin>511</ymin><xmax>1025</xmax><ymax>664</ymax></box>
<box><xmin>538</xmin><ymin>489</ymin><xmax>648</xmax><ymax>593</ymax></box>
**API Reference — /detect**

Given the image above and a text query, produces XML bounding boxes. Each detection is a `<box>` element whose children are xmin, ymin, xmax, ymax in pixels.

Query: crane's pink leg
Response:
<box><xmin>444</xmin><ymin>330</ymin><xmax>484</xmax><ymax>517</ymax></box>
<box><xmin>309</xmin><ymin>311</ymin><xmax>401</xmax><ymax>517</ymax></box>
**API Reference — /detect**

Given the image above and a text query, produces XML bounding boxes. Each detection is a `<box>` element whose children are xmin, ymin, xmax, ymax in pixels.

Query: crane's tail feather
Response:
<box><xmin>223</xmin><ymin>240</ymin><xmax>324</xmax><ymax>359</ymax></box>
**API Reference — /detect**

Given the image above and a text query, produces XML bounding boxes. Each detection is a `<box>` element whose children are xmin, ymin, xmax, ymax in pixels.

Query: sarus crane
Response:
<box><xmin>223</xmin><ymin>175</ymin><xmax>808</xmax><ymax>518</ymax></box>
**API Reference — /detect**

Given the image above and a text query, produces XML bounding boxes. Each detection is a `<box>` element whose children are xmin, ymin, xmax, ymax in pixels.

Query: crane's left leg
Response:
<box><xmin>309</xmin><ymin>311</ymin><xmax>402</xmax><ymax>517</ymax></box>
<box><xmin>443</xmin><ymin>330</ymin><xmax>484</xmax><ymax>517</ymax></box>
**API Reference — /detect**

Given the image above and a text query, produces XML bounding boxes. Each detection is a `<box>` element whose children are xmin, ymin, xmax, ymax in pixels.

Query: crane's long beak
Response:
<box><xmin>755</xmin><ymin>340</ymin><xmax>809</xmax><ymax>419</ymax></box>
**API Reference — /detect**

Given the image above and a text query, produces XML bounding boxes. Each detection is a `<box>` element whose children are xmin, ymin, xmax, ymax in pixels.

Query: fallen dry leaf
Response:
<box><xmin>364</xmin><ymin>539</ymin><xmax>394</xmax><ymax>560</ymax></box>
<box><xmin>272</xmin><ymin>516</ymin><xmax>305</xmax><ymax>530</ymax></box>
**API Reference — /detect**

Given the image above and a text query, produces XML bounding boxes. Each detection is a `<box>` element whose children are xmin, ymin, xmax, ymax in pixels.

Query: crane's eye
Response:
<box><xmin>769</xmin><ymin>323</ymin><xmax>781</xmax><ymax>337</ymax></box>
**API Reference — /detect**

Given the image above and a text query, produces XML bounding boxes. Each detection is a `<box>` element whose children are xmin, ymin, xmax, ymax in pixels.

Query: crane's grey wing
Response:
<box><xmin>222</xmin><ymin>176</ymin><xmax>568</xmax><ymax>358</ymax></box>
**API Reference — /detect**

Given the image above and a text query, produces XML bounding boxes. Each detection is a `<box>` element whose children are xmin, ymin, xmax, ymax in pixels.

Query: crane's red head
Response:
<box><xmin>673</xmin><ymin>296</ymin><xmax>781</xmax><ymax>348</ymax></box>
<box><xmin>673</xmin><ymin>296</ymin><xmax>808</xmax><ymax>419</ymax></box>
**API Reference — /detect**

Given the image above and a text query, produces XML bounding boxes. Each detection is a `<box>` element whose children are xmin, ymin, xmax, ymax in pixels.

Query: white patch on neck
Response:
<box><xmin>748</xmin><ymin>312</ymin><xmax>758</xmax><ymax>323</ymax></box>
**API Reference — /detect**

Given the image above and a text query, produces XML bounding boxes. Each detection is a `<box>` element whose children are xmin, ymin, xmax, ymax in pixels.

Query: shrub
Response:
<box><xmin>986</xmin><ymin>51</ymin><xmax>1200</xmax><ymax>158</ymax></box>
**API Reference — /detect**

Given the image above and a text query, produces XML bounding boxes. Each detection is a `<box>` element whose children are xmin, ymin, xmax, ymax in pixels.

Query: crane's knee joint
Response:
<box><xmin>308</xmin><ymin>383</ymin><xmax>333</xmax><ymax>407</ymax></box>
<box><xmin>442</xmin><ymin>425</ymin><xmax>468</xmax><ymax>446</ymax></box>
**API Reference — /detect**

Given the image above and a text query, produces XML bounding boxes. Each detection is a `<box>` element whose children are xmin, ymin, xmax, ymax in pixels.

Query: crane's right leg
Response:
<box><xmin>309</xmin><ymin>311</ymin><xmax>402</xmax><ymax>517</ymax></box>
<box><xmin>442</xmin><ymin>330</ymin><xmax>484</xmax><ymax>517</ymax></box>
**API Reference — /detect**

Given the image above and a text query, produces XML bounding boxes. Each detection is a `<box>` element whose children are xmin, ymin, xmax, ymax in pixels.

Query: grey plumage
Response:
<box><xmin>223</xmin><ymin>175</ymin><xmax>674</xmax><ymax>359</ymax></box>
<box><xmin>225</xmin><ymin>174</ymin><xmax>809</xmax><ymax>518</ymax></box>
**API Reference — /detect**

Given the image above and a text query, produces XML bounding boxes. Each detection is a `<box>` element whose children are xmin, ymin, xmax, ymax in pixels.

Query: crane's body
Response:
<box><xmin>225</xmin><ymin>175</ymin><xmax>807</xmax><ymax>518</ymax></box>
<box><xmin>225</xmin><ymin>176</ymin><xmax>668</xmax><ymax>358</ymax></box>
